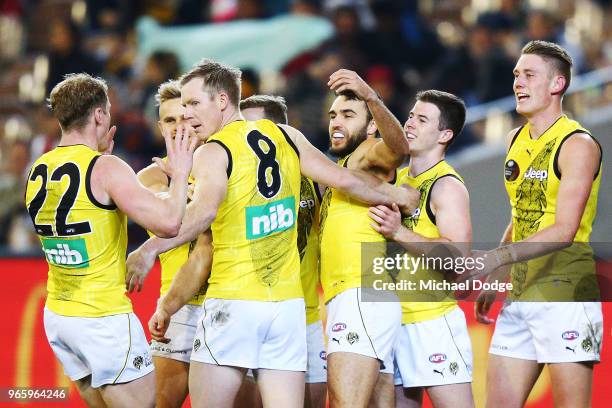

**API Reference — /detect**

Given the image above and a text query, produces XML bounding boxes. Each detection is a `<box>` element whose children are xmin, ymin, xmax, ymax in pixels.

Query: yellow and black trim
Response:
<box><xmin>85</xmin><ymin>155</ymin><xmax>117</xmax><ymax>210</ymax></box>
<box><xmin>207</xmin><ymin>140</ymin><xmax>233</xmax><ymax>179</ymax></box>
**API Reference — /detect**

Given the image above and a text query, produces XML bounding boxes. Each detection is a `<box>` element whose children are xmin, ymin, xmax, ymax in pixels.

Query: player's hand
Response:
<box><xmin>369</xmin><ymin>203</ymin><xmax>402</xmax><ymax>240</ymax></box>
<box><xmin>149</xmin><ymin>305</ymin><xmax>171</xmax><ymax>343</ymax></box>
<box><xmin>396</xmin><ymin>184</ymin><xmax>420</xmax><ymax>216</ymax></box>
<box><xmin>328</xmin><ymin>69</ymin><xmax>377</xmax><ymax>102</ymax></box>
<box><xmin>101</xmin><ymin>126</ymin><xmax>116</xmax><ymax>155</ymax></box>
<box><xmin>126</xmin><ymin>246</ymin><xmax>156</xmax><ymax>292</ymax></box>
<box><xmin>475</xmin><ymin>289</ymin><xmax>496</xmax><ymax>324</ymax></box>
<box><xmin>158</xmin><ymin>124</ymin><xmax>198</xmax><ymax>180</ymax></box>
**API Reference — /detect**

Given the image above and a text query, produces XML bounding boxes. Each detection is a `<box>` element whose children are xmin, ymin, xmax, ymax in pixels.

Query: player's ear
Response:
<box><xmin>93</xmin><ymin>107</ymin><xmax>105</xmax><ymax>125</ymax></box>
<box><xmin>218</xmin><ymin>91</ymin><xmax>229</xmax><ymax>111</ymax></box>
<box><xmin>550</xmin><ymin>74</ymin><xmax>566</xmax><ymax>95</ymax></box>
<box><xmin>367</xmin><ymin>119</ymin><xmax>377</xmax><ymax>137</ymax></box>
<box><xmin>439</xmin><ymin>129</ymin><xmax>453</xmax><ymax>144</ymax></box>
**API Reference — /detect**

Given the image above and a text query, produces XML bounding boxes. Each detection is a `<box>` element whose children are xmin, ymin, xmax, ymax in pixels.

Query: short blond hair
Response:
<box><xmin>155</xmin><ymin>80</ymin><xmax>181</xmax><ymax>106</ymax></box>
<box><xmin>47</xmin><ymin>73</ymin><xmax>108</xmax><ymax>132</ymax></box>
<box><xmin>180</xmin><ymin>59</ymin><xmax>242</xmax><ymax>107</ymax></box>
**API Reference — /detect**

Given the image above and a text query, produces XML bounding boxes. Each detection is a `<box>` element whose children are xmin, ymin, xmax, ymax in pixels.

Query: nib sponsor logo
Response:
<box><xmin>246</xmin><ymin>197</ymin><xmax>296</xmax><ymax>239</ymax></box>
<box><xmin>42</xmin><ymin>238</ymin><xmax>89</xmax><ymax>268</ymax></box>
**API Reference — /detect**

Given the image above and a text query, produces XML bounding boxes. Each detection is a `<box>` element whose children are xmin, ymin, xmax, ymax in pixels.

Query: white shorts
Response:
<box><xmin>191</xmin><ymin>298</ymin><xmax>307</xmax><ymax>371</ymax></box>
<box><xmin>490</xmin><ymin>302</ymin><xmax>603</xmax><ymax>363</ymax></box>
<box><xmin>306</xmin><ymin>320</ymin><xmax>327</xmax><ymax>383</ymax></box>
<box><xmin>150</xmin><ymin>304</ymin><xmax>200</xmax><ymax>363</ymax></box>
<box><xmin>247</xmin><ymin>320</ymin><xmax>327</xmax><ymax>383</ymax></box>
<box><xmin>44</xmin><ymin>308</ymin><xmax>154</xmax><ymax>388</ymax></box>
<box><xmin>394</xmin><ymin>307</ymin><xmax>473</xmax><ymax>387</ymax></box>
<box><xmin>326</xmin><ymin>288</ymin><xmax>401</xmax><ymax>374</ymax></box>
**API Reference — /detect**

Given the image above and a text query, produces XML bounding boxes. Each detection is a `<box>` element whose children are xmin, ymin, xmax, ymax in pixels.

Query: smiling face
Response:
<box><xmin>403</xmin><ymin>100</ymin><xmax>449</xmax><ymax>155</ymax></box>
<box><xmin>181</xmin><ymin>77</ymin><xmax>223</xmax><ymax>141</ymax></box>
<box><xmin>328</xmin><ymin>95</ymin><xmax>370</xmax><ymax>157</ymax></box>
<box><xmin>513</xmin><ymin>53</ymin><xmax>564</xmax><ymax>117</ymax></box>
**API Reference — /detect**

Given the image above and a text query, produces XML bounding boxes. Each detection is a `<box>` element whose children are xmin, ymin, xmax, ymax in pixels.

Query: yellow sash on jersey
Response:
<box><xmin>25</xmin><ymin>145</ymin><xmax>131</xmax><ymax>317</ymax></box>
<box><xmin>504</xmin><ymin>115</ymin><xmax>601</xmax><ymax>301</ymax></box>
<box><xmin>319</xmin><ymin>155</ymin><xmax>389</xmax><ymax>303</ymax></box>
<box><xmin>206</xmin><ymin>119</ymin><xmax>302</xmax><ymax>301</ymax></box>
<box><xmin>298</xmin><ymin>176</ymin><xmax>321</xmax><ymax>324</ymax></box>
<box><xmin>395</xmin><ymin>161</ymin><xmax>461</xmax><ymax>324</ymax></box>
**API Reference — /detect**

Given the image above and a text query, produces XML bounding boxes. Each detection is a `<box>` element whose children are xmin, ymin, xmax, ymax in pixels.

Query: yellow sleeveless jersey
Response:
<box><xmin>206</xmin><ymin>119</ymin><xmax>302</xmax><ymax>301</ymax></box>
<box><xmin>395</xmin><ymin>161</ymin><xmax>461</xmax><ymax>324</ymax></box>
<box><xmin>504</xmin><ymin>115</ymin><xmax>602</xmax><ymax>300</ymax></box>
<box><xmin>25</xmin><ymin>145</ymin><xmax>131</xmax><ymax>317</ymax></box>
<box><xmin>147</xmin><ymin>164</ymin><xmax>205</xmax><ymax>306</ymax></box>
<box><xmin>298</xmin><ymin>177</ymin><xmax>322</xmax><ymax>324</ymax></box>
<box><xmin>319</xmin><ymin>155</ymin><xmax>389</xmax><ymax>303</ymax></box>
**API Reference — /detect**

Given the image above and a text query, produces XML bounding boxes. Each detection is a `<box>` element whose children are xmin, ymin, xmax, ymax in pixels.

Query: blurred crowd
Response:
<box><xmin>0</xmin><ymin>0</ymin><xmax>610</xmax><ymax>252</ymax></box>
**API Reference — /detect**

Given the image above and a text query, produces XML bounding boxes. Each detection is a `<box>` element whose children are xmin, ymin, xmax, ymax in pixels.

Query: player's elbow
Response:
<box><xmin>557</xmin><ymin>223</ymin><xmax>579</xmax><ymax>244</ymax></box>
<box><xmin>155</xmin><ymin>221</ymin><xmax>181</xmax><ymax>238</ymax></box>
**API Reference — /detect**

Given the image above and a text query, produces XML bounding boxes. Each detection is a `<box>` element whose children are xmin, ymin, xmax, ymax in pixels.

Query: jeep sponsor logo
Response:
<box><xmin>332</xmin><ymin>323</ymin><xmax>347</xmax><ymax>332</ymax></box>
<box><xmin>523</xmin><ymin>167</ymin><xmax>548</xmax><ymax>181</ymax></box>
<box><xmin>246</xmin><ymin>197</ymin><xmax>296</xmax><ymax>240</ymax></box>
<box><xmin>562</xmin><ymin>330</ymin><xmax>579</xmax><ymax>341</ymax></box>
<box><xmin>299</xmin><ymin>198</ymin><xmax>315</xmax><ymax>209</ymax></box>
<box><xmin>42</xmin><ymin>238</ymin><xmax>89</xmax><ymax>268</ymax></box>
<box><xmin>429</xmin><ymin>353</ymin><xmax>447</xmax><ymax>364</ymax></box>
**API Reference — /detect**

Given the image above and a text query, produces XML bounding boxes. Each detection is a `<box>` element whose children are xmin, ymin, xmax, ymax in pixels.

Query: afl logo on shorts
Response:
<box><xmin>429</xmin><ymin>353</ymin><xmax>447</xmax><ymax>363</ymax></box>
<box><xmin>505</xmin><ymin>160</ymin><xmax>519</xmax><ymax>181</ymax></box>
<box><xmin>562</xmin><ymin>330</ymin><xmax>579</xmax><ymax>340</ymax></box>
<box><xmin>332</xmin><ymin>323</ymin><xmax>347</xmax><ymax>332</ymax></box>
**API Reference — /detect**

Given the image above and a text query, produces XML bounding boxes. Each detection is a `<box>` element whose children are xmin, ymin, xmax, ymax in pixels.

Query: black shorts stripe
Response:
<box><xmin>443</xmin><ymin>311</ymin><xmax>470</xmax><ymax>372</ymax></box>
<box><xmin>356</xmin><ymin>289</ymin><xmax>383</xmax><ymax>368</ymax></box>
<box><xmin>113</xmin><ymin>314</ymin><xmax>132</xmax><ymax>384</ymax></box>
<box><xmin>201</xmin><ymin>301</ymin><xmax>220</xmax><ymax>365</ymax></box>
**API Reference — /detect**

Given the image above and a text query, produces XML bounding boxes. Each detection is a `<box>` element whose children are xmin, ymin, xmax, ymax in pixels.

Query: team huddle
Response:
<box><xmin>25</xmin><ymin>40</ymin><xmax>603</xmax><ymax>408</ymax></box>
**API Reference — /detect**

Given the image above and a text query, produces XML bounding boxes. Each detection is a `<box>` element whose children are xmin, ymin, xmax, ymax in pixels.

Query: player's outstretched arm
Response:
<box><xmin>466</xmin><ymin>132</ymin><xmax>601</xmax><ymax>280</ymax></box>
<box><xmin>328</xmin><ymin>69</ymin><xmax>409</xmax><ymax>172</ymax></box>
<box><xmin>280</xmin><ymin>124</ymin><xmax>420</xmax><ymax>214</ymax></box>
<box><xmin>149</xmin><ymin>231</ymin><xmax>213</xmax><ymax>342</ymax></box>
<box><xmin>92</xmin><ymin>124</ymin><xmax>197</xmax><ymax>238</ymax></box>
